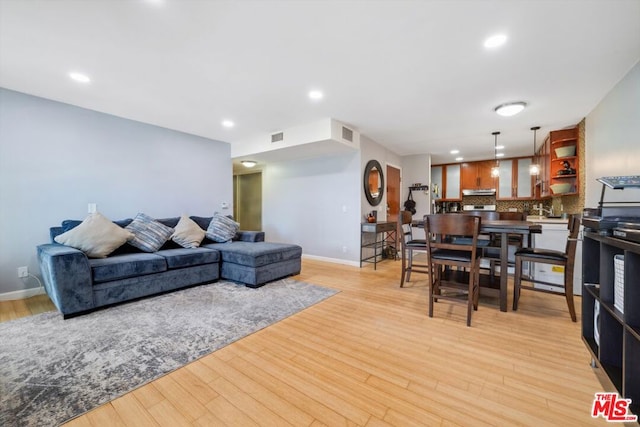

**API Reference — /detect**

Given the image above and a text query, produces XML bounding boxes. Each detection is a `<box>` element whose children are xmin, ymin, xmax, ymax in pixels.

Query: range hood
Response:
<box><xmin>462</xmin><ymin>188</ymin><xmax>496</xmax><ymax>196</ymax></box>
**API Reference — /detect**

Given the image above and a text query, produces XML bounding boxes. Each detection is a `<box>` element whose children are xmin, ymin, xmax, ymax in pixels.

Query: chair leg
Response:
<box><xmin>406</xmin><ymin>250</ymin><xmax>413</xmax><ymax>283</ymax></box>
<box><xmin>400</xmin><ymin>249</ymin><xmax>407</xmax><ymax>288</ymax></box>
<box><xmin>513</xmin><ymin>256</ymin><xmax>522</xmax><ymax>311</ymax></box>
<box><xmin>428</xmin><ymin>264</ymin><xmax>437</xmax><ymax>318</ymax></box>
<box><xmin>473</xmin><ymin>264</ymin><xmax>480</xmax><ymax>310</ymax></box>
<box><xmin>467</xmin><ymin>271</ymin><xmax>474</xmax><ymax>327</ymax></box>
<box><xmin>565</xmin><ymin>268</ymin><xmax>577</xmax><ymax>322</ymax></box>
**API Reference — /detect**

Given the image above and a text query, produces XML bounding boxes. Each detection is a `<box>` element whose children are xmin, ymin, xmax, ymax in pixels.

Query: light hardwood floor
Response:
<box><xmin>3</xmin><ymin>258</ymin><xmax>610</xmax><ymax>426</ymax></box>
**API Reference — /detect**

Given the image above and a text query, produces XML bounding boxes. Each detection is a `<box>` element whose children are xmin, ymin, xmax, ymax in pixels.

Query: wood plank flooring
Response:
<box><xmin>2</xmin><ymin>258</ymin><xmax>611</xmax><ymax>426</ymax></box>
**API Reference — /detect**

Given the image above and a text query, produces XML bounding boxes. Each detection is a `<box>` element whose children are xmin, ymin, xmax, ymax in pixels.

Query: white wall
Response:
<box><xmin>360</xmin><ymin>135</ymin><xmax>402</xmax><ymax>221</ymax></box>
<box><xmin>401</xmin><ymin>154</ymin><xmax>432</xmax><ymax>220</ymax></box>
<box><xmin>585</xmin><ymin>61</ymin><xmax>640</xmax><ymax>206</ymax></box>
<box><xmin>262</xmin><ymin>151</ymin><xmax>361</xmax><ymax>264</ymax></box>
<box><xmin>0</xmin><ymin>89</ymin><xmax>232</xmax><ymax>296</ymax></box>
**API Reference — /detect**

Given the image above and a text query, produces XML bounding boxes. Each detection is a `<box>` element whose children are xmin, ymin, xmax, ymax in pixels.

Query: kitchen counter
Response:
<box><xmin>526</xmin><ymin>215</ymin><xmax>570</xmax><ymax>224</ymax></box>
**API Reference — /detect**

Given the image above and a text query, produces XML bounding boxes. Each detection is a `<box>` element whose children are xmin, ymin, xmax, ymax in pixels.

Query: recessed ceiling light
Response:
<box><xmin>496</xmin><ymin>145</ymin><xmax>505</xmax><ymax>150</ymax></box>
<box><xmin>241</xmin><ymin>160</ymin><xmax>257</xmax><ymax>168</ymax></box>
<box><xmin>221</xmin><ymin>120</ymin><xmax>235</xmax><ymax>128</ymax></box>
<box><xmin>450</xmin><ymin>149</ymin><xmax>459</xmax><ymax>154</ymax></box>
<box><xmin>455</xmin><ymin>157</ymin><xmax>463</xmax><ymax>161</ymax></box>
<box><xmin>69</xmin><ymin>72</ymin><xmax>91</xmax><ymax>83</ymax></box>
<box><xmin>484</xmin><ymin>34</ymin><xmax>507</xmax><ymax>49</ymax></box>
<box><xmin>308</xmin><ymin>90</ymin><xmax>323</xmax><ymax>100</ymax></box>
<box><xmin>494</xmin><ymin>101</ymin><xmax>527</xmax><ymax>117</ymax></box>
<box><xmin>496</xmin><ymin>153</ymin><xmax>505</xmax><ymax>157</ymax></box>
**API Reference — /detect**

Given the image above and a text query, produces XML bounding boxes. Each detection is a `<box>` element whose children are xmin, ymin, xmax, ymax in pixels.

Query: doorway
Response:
<box><xmin>233</xmin><ymin>172</ymin><xmax>262</xmax><ymax>231</ymax></box>
<box><xmin>386</xmin><ymin>164</ymin><xmax>401</xmax><ymax>223</ymax></box>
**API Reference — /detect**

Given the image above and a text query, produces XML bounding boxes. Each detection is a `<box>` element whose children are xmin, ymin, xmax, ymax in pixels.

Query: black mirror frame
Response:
<box><xmin>364</xmin><ymin>159</ymin><xmax>384</xmax><ymax>206</ymax></box>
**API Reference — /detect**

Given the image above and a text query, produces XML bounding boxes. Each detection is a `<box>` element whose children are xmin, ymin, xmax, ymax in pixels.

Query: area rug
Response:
<box><xmin>0</xmin><ymin>278</ymin><xmax>337</xmax><ymax>427</ymax></box>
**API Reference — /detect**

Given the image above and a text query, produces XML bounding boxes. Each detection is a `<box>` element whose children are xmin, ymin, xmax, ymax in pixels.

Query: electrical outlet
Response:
<box><xmin>221</xmin><ymin>202</ymin><xmax>229</xmax><ymax>209</ymax></box>
<box><xmin>342</xmin><ymin>246</ymin><xmax>347</xmax><ymax>253</ymax></box>
<box><xmin>88</xmin><ymin>203</ymin><xmax>97</xmax><ymax>213</ymax></box>
<box><xmin>17</xmin><ymin>266</ymin><xmax>28</xmax><ymax>278</ymax></box>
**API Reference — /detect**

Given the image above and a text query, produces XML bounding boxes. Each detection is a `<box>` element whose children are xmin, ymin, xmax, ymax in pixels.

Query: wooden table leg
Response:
<box><xmin>499</xmin><ymin>231</ymin><xmax>508</xmax><ymax>312</ymax></box>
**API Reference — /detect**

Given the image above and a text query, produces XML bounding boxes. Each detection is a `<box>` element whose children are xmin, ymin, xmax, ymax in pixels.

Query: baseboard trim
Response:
<box><xmin>0</xmin><ymin>287</ymin><xmax>45</xmax><ymax>301</ymax></box>
<box><xmin>301</xmin><ymin>254</ymin><xmax>360</xmax><ymax>267</ymax></box>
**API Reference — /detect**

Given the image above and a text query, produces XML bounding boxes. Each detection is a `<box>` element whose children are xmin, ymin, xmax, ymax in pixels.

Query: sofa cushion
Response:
<box><xmin>155</xmin><ymin>248</ymin><xmax>220</xmax><ymax>269</ymax></box>
<box><xmin>171</xmin><ymin>215</ymin><xmax>206</xmax><ymax>248</ymax></box>
<box><xmin>202</xmin><ymin>241</ymin><xmax>302</xmax><ymax>268</ymax></box>
<box><xmin>54</xmin><ymin>213</ymin><xmax>134</xmax><ymax>258</ymax></box>
<box><xmin>126</xmin><ymin>213</ymin><xmax>174</xmax><ymax>252</ymax></box>
<box><xmin>89</xmin><ymin>253</ymin><xmax>167</xmax><ymax>283</ymax></box>
<box><xmin>205</xmin><ymin>214</ymin><xmax>240</xmax><ymax>243</ymax></box>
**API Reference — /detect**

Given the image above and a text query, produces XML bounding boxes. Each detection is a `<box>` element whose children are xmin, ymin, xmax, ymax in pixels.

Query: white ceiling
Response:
<box><xmin>1</xmin><ymin>0</ymin><xmax>639</xmax><ymax>164</ymax></box>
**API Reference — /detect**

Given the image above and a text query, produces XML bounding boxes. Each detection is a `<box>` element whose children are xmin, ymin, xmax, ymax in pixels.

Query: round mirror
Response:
<box><xmin>364</xmin><ymin>160</ymin><xmax>384</xmax><ymax>206</ymax></box>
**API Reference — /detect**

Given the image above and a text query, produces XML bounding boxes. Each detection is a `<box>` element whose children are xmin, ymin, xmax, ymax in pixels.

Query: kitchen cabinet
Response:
<box><xmin>582</xmin><ymin>232</ymin><xmax>640</xmax><ymax>418</ymax></box>
<box><xmin>430</xmin><ymin>163</ymin><xmax>461</xmax><ymax>201</ymax></box>
<box><xmin>497</xmin><ymin>157</ymin><xmax>534</xmax><ymax>200</ymax></box>
<box><xmin>549</xmin><ymin>127</ymin><xmax>579</xmax><ymax>196</ymax></box>
<box><xmin>536</xmin><ymin>127</ymin><xmax>579</xmax><ymax>198</ymax></box>
<box><xmin>461</xmin><ymin>160</ymin><xmax>496</xmax><ymax>191</ymax></box>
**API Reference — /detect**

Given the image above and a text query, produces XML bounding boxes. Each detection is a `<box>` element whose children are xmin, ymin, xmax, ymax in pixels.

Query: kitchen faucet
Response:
<box><xmin>535</xmin><ymin>204</ymin><xmax>553</xmax><ymax>216</ymax></box>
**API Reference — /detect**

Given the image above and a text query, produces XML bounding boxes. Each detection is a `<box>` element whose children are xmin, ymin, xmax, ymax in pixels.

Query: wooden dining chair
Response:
<box><xmin>399</xmin><ymin>210</ymin><xmax>428</xmax><ymax>287</ymax></box>
<box><xmin>425</xmin><ymin>214</ymin><xmax>481</xmax><ymax>326</ymax></box>
<box><xmin>512</xmin><ymin>214</ymin><xmax>580</xmax><ymax>322</ymax></box>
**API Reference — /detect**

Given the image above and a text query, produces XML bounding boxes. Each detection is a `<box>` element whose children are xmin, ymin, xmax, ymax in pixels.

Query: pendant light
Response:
<box><xmin>529</xmin><ymin>126</ymin><xmax>541</xmax><ymax>175</ymax></box>
<box><xmin>491</xmin><ymin>131</ymin><xmax>500</xmax><ymax>178</ymax></box>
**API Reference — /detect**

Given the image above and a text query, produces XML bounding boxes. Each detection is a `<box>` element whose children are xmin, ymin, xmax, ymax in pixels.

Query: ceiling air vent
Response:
<box><xmin>271</xmin><ymin>132</ymin><xmax>284</xmax><ymax>143</ymax></box>
<box><xmin>342</xmin><ymin>126</ymin><xmax>354</xmax><ymax>142</ymax></box>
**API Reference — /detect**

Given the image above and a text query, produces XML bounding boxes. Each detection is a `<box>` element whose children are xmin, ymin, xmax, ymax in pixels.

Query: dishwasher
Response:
<box><xmin>530</xmin><ymin>220</ymin><xmax>583</xmax><ymax>296</ymax></box>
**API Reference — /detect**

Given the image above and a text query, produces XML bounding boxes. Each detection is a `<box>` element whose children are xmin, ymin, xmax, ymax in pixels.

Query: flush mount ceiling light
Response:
<box><xmin>455</xmin><ymin>157</ymin><xmax>463</xmax><ymax>161</ymax></box>
<box><xmin>529</xmin><ymin>126</ymin><xmax>541</xmax><ymax>175</ymax></box>
<box><xmin>308</xmin><ymin>90</ymin><xmax>323</xmax><ymax>100</ymax></box>
<box><xmin>494</xmin><ymin>101</ymin><xmax>527</xmax><ymax>117</ymax></box>
<box><xmin>241</xmin><ymin>160</ymin><xmax>257</xmax><ymax>168</ymax></box>
<box><xmin>484</xmin><ymin>34</ymin><xmax>507</xmax><ymax>49</ymax></box>
<box><xmin>221</xmin><ymin>120</ymin><xmax>235</xmax><ymax>128</ymax></box>
<box><xmin>69</xmin><ymin>72</ymin><xmax>91</xmax><ymax>83</ymax></box>
<box><xmin>491</xmin><ymin>131</ymin><xmax>501</xmax><ymax>178</ymax></box>
<box><xmin>450</xmin><ymin>149</ymin><xmax>459</xmax><ymax>154</ymax></box>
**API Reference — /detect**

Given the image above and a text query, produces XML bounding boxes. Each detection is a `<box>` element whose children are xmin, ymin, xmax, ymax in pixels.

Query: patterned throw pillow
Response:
<box><xmin>206</xmin><ymin>214</ymin><xmax>239</xmax><ymax>243</ymax></box>
<box><xmin>171</xmin><ymin>214</ymin><xmax>206</xmax><ymax>248</ymax></box>
<box><xmin>54</xmin><ymin>212</ymin><xmax>134</xmax><ymax>258</ymax></box>
<box><xmin>125</xmin><ymin>213</ymin><xmax>174</xmax><ymax>252</ymax></box>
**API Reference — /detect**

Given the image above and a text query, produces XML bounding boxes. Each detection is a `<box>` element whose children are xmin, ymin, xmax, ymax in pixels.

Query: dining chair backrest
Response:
<box><xmin>565</xmin><ymin>214</ymin><xmax>581</xmax><ymax>258</ymax></box>
<box><xmin>498</xmin><ymin>211</ymin><xmax>525</xmax><ymax>221</ymax></box>
<box><xmin>464</xmin><ymin>210</ymin><xmax>500</xmax><ymax>221</ymax></box>
<box><xmin>425</xmin><ymin>214</ymin><xmax>481</xmax><ymax>253</ymax></box>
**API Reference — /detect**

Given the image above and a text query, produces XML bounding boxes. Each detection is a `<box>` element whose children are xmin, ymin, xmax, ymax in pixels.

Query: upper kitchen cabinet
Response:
<box><xmin>497</xmin><ymin>157</ymin><xmax>534</xmax><ymax>200</ymax></box>
<box><xmin>549</xmin><ymin>127</ymin><xmax>579</xmax><ymax>197</ymax></box>
<box><xmin>431</xmin><ymin>163</ymin><xmax>461</xmax><ymax>201</ymax></box>
<box><xmin>461</xmin><ymin>160</ymin><xmax>496</xmax><ymax>192</ymax></box>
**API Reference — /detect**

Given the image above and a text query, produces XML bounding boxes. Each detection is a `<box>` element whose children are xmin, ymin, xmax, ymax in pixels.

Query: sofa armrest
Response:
<box><xmin>37</xmin><ymin>244</ymin><xmax>94</xmax><ymax>316</ymax></box>
<box><xmin>235</xmin><ymin>231</ymin><xmax>265</xmax><ymax>242</ymax></box>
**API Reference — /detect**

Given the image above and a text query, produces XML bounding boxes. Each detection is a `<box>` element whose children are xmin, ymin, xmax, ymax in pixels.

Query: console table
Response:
<box><xmin>360</xmin><ymin>221</ymin><xmax>397</xmax><ymax>270</ymax></box>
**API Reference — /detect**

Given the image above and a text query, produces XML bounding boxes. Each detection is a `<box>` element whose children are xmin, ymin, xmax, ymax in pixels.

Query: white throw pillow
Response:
<box><xmin>54</xmin><ymin>212</ymin><xmax>134</xmax><ymax>258</ymax></box>
<box><xmin>171</xmin><ymin>214</ymin><xmax>206</xmax><ymax>248</ymax></box>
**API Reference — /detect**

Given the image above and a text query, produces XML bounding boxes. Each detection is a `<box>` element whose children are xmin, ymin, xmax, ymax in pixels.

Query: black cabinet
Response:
<box><xmin>582</xmin><ymin>231</ymin><xmax>640</xmax><ymax>417</ymax></box>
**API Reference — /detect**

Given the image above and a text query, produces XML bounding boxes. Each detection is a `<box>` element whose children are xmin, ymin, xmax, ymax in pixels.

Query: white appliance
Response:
<box><xmin>462</xmin><ymin>204</ymin><xmax>496</xmax><ymax>211</ymax></box>
<box><xmin>530</xmin><ymin>221</ymin><xmax>583</xmax><ymax>295</ymax></box>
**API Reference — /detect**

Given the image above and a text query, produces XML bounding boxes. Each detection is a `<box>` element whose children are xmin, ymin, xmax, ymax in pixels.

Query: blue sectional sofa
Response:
<box><xmin>37</xmin><ymin>215</ymin><xmax>302</xmax><ymax>318</ymax></box>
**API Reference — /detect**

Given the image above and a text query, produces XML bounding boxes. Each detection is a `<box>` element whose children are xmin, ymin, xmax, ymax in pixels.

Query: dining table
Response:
<box><xmin>413</xmin><ymin>218</ymin><xmax>542</xmax><ymax>312</ymax></box>
<box><xmin>479</xmin><ymin>220</ymin><xmax>542</xmax><ymax>312</ymax></box>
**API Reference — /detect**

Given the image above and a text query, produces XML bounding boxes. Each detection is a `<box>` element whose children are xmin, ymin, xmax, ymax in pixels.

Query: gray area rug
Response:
<box><xmin>0</xmin><ymin>279</ymin><xmax>337</xmax><ymax>426</ymax></box>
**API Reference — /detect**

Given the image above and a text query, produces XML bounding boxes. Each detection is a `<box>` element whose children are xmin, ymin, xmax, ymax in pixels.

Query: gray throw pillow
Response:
<box><xmin>126</xmin><ymin>213</ymin><xmax>174</xmax><ymax>252</ymax></box>
<box><xmin>206</xmin><ymin>214</ymin><xmax>239</xmax><ymax>243</ymax></box>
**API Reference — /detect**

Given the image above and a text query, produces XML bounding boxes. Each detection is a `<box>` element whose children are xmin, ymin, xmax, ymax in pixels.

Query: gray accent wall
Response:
<box><xmin>0</xmin><ymin>88</ymin><xmax>232</xmax><ymax>296</ymax></box>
